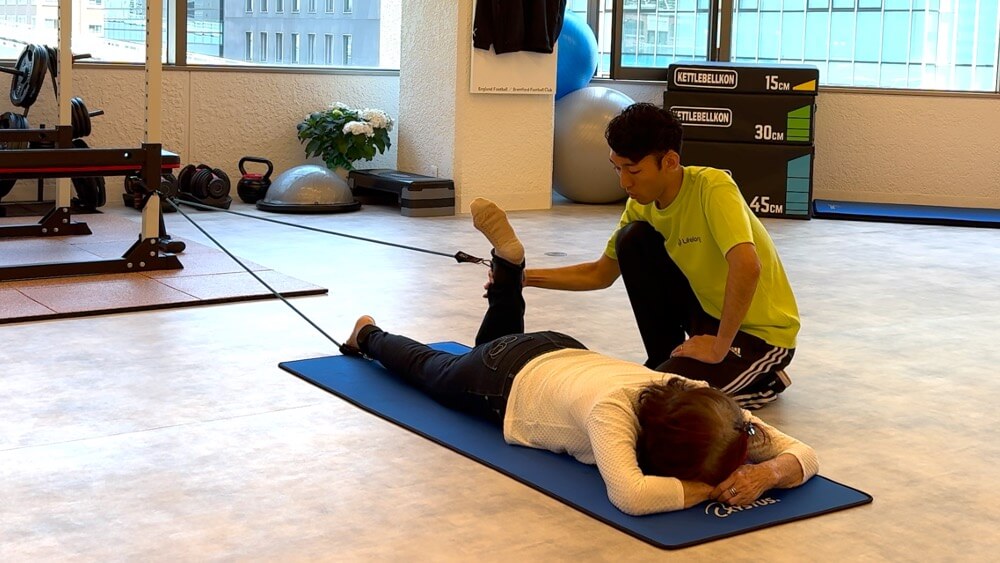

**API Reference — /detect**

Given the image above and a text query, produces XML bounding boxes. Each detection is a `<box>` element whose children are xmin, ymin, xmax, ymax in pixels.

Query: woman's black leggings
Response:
<box><xmin>357</xmin><ymin>252</ymin><xmax>586</xmax><ymax>424</ymax></box>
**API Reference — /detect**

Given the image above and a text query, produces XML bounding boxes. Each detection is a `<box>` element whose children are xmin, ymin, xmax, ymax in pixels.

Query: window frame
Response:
<box><xmin>592</xmin><ymin>0</ymin><xmax>1000</xmax><ymax>92</ymax></box>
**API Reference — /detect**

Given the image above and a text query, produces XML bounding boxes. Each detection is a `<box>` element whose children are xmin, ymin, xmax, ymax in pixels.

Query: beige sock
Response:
<box><xmin>471</xmin><ymin>198</ymin><xmax>524</xmax><ymax>264</ymax></box>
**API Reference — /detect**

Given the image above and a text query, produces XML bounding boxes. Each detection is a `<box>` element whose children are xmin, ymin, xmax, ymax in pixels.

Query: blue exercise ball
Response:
<box><xmin>556</xmin><ymin>11</ymin><xmax>599</xmax><ymax>100</ymax></box>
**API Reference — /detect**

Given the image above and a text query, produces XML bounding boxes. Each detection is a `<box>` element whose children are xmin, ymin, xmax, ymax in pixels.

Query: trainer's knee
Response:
<box><xmin>616</xmin><ymin>222</ymin><xmax>665</xmax><ymax>263</ymax></box>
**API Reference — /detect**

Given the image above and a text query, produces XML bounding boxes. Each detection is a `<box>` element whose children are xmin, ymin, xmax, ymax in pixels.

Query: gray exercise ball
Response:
<box><xmin>256</xmin><ymin>164</ymin><xmax>361</xmax><ymax>213</ymax></box>
<box><xmin>553</xmin><ymin>86</ymin><xmax>635</xmax><ymax>204</ymax></box>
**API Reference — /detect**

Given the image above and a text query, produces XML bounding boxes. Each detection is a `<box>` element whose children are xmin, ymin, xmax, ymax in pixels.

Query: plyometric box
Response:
<box><xmin>664</xmin><ymin>91</ymin><xmax>815</xmax><ymax>145</ymax></box>
<box><xmin>347</xmin><ymin>169</ymin><xmax>455</xmax><ymax>217</ymax></box>
<box><xmin>683</xmin><ymin>141</ymin><xmax>814</xmax><ymax>219</ymax></box>
<box><xmin>666</xmin><ymin>62</ymin><xmax>819</xmax><ymax>95</ymax></box>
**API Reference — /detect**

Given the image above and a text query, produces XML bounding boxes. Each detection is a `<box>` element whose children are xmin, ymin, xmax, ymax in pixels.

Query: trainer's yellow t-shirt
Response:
<box><xmin>604</xmin><ymin>166</ymin><xmax>800</xmax><ymax>349</ymax></box>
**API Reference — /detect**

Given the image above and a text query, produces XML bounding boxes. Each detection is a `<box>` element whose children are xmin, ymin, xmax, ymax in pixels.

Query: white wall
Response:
<box><xmin>610</xmin><ymin>81</ymin><xmax>1000</xmax><ymax>209</ymax></box>
<box><xmin>397</xmin><ymin>0</ymin><xmax>556</xmax><ymax>212</ymax></box>
<box><xmin>7</xmin><ymin>68</ymin><xmax>399</xmax><ymax>204</ymax></box>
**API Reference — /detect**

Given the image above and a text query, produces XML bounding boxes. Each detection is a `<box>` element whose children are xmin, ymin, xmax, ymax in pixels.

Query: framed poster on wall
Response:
<box><xmin>470</xmin><ymin>1</ymin><xmax>557</xmax><ymax>95</ymax></box>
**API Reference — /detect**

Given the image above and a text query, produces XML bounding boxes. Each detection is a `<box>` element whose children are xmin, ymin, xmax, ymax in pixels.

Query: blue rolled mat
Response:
<box><xmin>280</xmin><ymin>342</ymin><xmax>871</xmax><ymax>549</ymax></box>
<box><xmin>813</xmin><ymin>199</ymin><xmax>1000</xmax><ymax>228</ymax></box>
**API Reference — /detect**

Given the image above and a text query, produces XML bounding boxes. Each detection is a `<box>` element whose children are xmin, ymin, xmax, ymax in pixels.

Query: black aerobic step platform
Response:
<box><xmin>666</xmin><ymin>62</ymin><xmax>819</xmax><ymax>95</ymax></box>
<box><xmin>813</xmin><ymin>200</ymin><xmax>1000</xmax><ymax>228</ymax></box>
<box><xmin>664</xmin><ymin>91</ymin><xmax>815</xmax><ymax>145</ymax></box>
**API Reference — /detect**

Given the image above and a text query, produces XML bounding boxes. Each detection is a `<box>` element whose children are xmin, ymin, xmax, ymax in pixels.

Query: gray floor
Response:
<box><xmin>3</xmin><ymin>200</ymin><xmax>999</xmax><ymax>561</ymax></box>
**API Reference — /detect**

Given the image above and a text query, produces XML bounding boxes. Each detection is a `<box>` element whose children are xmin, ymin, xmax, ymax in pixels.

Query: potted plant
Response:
<box><xmin>296</xmin><ymin>103</ymin><xmax>394</xmax><ymax>172</ymax></box>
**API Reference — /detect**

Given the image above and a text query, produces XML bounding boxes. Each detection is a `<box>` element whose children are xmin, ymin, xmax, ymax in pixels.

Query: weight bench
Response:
<box><xmin>348</xmin><ymin>169</ymin><xmax>455</xmax><ymax>217</ymax></box>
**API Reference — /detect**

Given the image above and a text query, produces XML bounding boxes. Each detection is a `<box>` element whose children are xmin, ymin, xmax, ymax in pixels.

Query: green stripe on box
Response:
<box><xmin>788</xmin><ymin>117</ymin><xmax>811</xmax><ymax>129</ymax></box>
<box><xmin>787</xmin><ymin>106</ymin><xmax>813</xmax><ymax>119</ymax></box>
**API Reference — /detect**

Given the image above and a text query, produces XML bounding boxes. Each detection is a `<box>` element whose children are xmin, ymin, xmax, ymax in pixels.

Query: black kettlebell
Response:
<box><xmin>236</xmin><ymin>156</ymin><xmax>274</xmax><ymax>204</ymax></box>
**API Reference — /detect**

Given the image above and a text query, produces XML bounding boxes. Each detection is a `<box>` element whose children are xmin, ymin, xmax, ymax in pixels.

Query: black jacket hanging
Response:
<box><xmin>473</xmin><ymin>0</ymin><xmax>569</xmax><ymax>55</ymax></box>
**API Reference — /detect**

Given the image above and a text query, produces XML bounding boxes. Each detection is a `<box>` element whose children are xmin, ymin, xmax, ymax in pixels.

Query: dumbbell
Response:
<box><xmin>177</xmin><ymin>163</ymin><xmax>233</xmax><ymax>209</ymax></box>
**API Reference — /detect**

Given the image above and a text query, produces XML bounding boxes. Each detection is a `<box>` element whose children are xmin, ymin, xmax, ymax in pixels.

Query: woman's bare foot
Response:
<box><xmin>471</xmin><ymin>197</ymin><xmax>524</xmax><ymax>264</ymax></box>
<box><xmin>345</xmin><ymin>315</ymin><xmax>376</xmax><ymax>352</ymax></box>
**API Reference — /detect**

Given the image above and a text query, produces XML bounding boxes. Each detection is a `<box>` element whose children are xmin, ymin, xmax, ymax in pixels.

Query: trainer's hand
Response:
<box><xmin>711</xmin><ymin>464</ymin><xmax>776</xmax><ymax>506</ymax></box>
<box><xmin>670</xmin><ymin>335</ymin><xmax>728</xmax><ymax>364</ymax></box>
<box><xmin>482</xmin><ymin>268</ymin><xmax>526</xmax><ymax>298</ymax></box>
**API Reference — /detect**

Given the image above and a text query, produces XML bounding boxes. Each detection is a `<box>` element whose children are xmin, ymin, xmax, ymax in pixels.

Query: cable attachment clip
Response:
<box><xmin>454</xmin><ymin>251</ymin><xmax>492</xmax><ymax>268</ymax></box>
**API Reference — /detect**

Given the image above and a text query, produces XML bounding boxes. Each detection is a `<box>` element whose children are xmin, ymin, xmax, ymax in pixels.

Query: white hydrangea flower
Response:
<box><xmin>360</xmin><ymin>108</ymin><xmax>391</xmax><ymax>130</ymax></box>
<box><xmin>330</xmin><ymin>102</ymin><xmax>351</xmax><ymax>110</ymax></box>
<box><xmin>343</xmin><ymin>120</ymin><xmax>376</xmax><ymax>138</ymax></box>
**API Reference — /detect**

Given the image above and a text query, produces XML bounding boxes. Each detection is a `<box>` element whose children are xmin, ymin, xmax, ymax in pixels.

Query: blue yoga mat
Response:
<box><xmin>813</xmin><ymin>199</ymin><xmax>1000</xmax><ymax>228</ymax></box>
<box><xmin>280</xmin><ymin>342</ymin><xmax>872</xmax><ymax>549</ymax></box>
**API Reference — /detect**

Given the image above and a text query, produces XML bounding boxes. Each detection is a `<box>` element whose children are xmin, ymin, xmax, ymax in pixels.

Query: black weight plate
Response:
<box><xmin>0</xmin><ymin>111</ymin><xmax>30</xmax><ymax>150</ymax></box>
<box><xmin>177</xmin><ymin>164</ymin><xmax>197</xmax><ymax>194</ymax></box>
<box><xmin>210</xmin><ymin>168</ymin><xmax>231</xmax><ymax>198</ymax></box>
<box><xmin>190</xmin><ymin>168</ymin><xmax>213</xmax><ymax>200</ymax></box>
<box><xmin>10</xmin><ymin>45</ymin><xmax>47</xmax><ymax>108</ymax></box>
<box><xmin>71</xmin><ymin>97</ymin><xmax>92</xmax><ymax>138</ymax></box>
<box><xmin>160</xmin><ymin>173</ymin><xmax>179</xmax><ymax>199</ymax></box>
<box><xmin>71</xmin><ymin>138</ymin><xmax>106</xmax><ymax>209</ymax></box>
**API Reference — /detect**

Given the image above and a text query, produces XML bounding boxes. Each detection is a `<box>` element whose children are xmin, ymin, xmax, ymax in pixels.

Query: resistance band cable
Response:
<box><xmin>170</xmin><ymin>197</ymin><xmax>490</xmax><ymax>266</ymax></box>
<box><xmin>164</xmin><ymin>196</ymin><xmax>491</xmax><ymax>351</ymax></box>
<box><xmin>167</xmin><ymin>197</ymin><xmax>346</xmax><ymax>349</ymax></box>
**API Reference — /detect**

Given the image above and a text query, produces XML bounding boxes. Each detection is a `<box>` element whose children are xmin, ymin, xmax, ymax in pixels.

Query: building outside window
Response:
<box><xmin>291</xmin><ymin>32</ymin><xmax>300</xmax><ymax>63</ymax></box>
<box><xmin>245</xmin><ymin>31</ymin><xmax>253</xmax><ymax>60</ymax></box>
<box><xmin>276</xmin><ymin>31</ymin><xmax>284</xmax><ymax>62</ymax></box>
<box><xmin>307</xmin><ymin>33</ymin><xmax>316</xmax><ymax>63</ymax></box>
<box><xmin>325</xmin><ymin>33</ymin><xmax>334</xmax><ymax>64</ymax></box>
<box><xmin>325</xmin><ymin>0</ymin><xmax>334</xmax><ymax>12</ymax></box>
<box><xmin>343</xmin><ymin>0</ymin><xmax>352</xmax><ymax>13</ymax></box>
<box><xmin>260</xmin><ymin>31</ymin><xmax>268</xmax><ymax>62</ymax></box>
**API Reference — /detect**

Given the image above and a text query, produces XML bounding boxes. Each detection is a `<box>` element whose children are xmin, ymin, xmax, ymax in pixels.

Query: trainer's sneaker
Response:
<box><xmin>734</xmin><ymin>370</ymin><xmax>792</xmax><ymax>410</ymax></box>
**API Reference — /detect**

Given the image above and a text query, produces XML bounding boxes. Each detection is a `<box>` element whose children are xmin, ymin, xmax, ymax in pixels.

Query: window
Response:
<box><xmin>343</xmin><ymin>0</ymin><xmax>352</xmax><ymax>13</ymax></box>
<box><xmin>583</xmin><ymin>0</ymin><xmax>1000</xmax><ymax>90</ymax></box>
<box><xmin>0</xmin><ymin>0</ymin><xmax>401</xmax><ymax>69</ymax></box>
<box><xmin>291</xmin><ymin>33</ymin><xmax>300</xmax><ymax>63</ymax></box>
<box><xmin>309</xmin><ymin>0</ymin><xmax>316</xmax><ymax>12</ymax></box>
<box><xmin>326</xmin><ymin>0</ymin><xmax>335</xmax><ymax>12</ymax></box>
<box><xmin>342</xmin><ymin>34</ymin><xmax>353</xmax><ymax>65</ymax></box>
<box><xmin>730</xmin><ymin>0</ymin><xmax>1000</xmax><ymax>91</ymax></box>
<box><xmin>325</xmin><ymin>34</ymin><xmax>335</xmax><ymax>64</ymax></box>
<box><xmin>307</xmin><ymin>34</ymin><xmax>316</xmax><ymax>64</ymax></box>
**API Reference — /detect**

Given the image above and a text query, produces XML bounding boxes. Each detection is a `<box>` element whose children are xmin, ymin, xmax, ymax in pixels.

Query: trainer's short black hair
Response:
<box><xmin>604</xmin><ymin>103</ymin><xmax>683</xmax><ymax>165</ymax></box>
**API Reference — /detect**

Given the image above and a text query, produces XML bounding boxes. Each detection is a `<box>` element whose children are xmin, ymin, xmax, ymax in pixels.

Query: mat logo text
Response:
<box><xmin>704</xmin><ymin>497</ymin><xmax>780</xmax><ymax>518</ymax></box>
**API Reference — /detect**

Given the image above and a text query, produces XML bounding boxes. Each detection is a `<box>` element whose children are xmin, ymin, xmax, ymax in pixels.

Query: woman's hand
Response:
<box><xmin>711</xmin><ymin>454</ymin><xmax>805</xmax><ymax>506</ymax></box>
<box><xmin>711</xmin><ymin>463</ymin><xmax>778</xmax><ymax>506</ymax></box>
